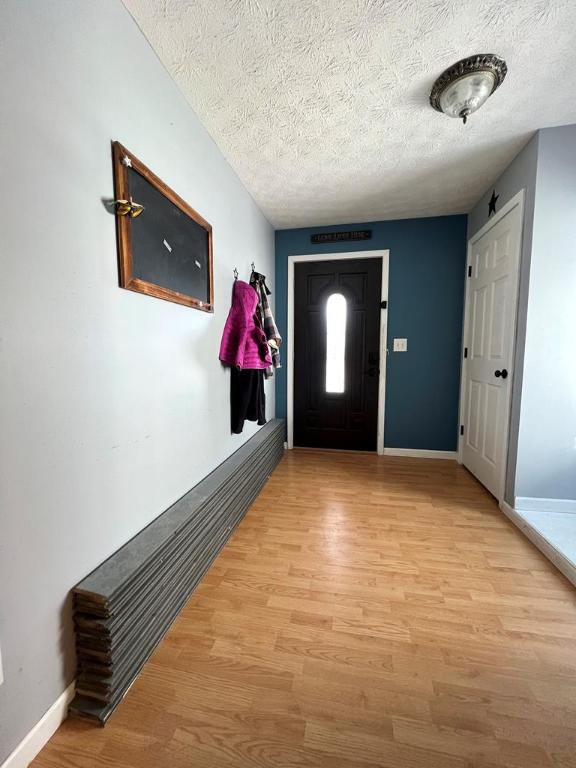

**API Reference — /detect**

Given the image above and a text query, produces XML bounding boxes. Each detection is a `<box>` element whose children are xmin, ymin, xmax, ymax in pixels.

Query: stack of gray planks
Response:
<box><xmin>70</xmin><ymin>419</ymin><xmax>284</xmax><ymax>724</ymax></box>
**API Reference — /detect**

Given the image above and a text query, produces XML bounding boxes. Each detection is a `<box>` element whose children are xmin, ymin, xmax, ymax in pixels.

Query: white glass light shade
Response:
<box><xmin>439</xmin><ymin>71</ymin><xmax>496</xmax><ymax>121</ymax></box>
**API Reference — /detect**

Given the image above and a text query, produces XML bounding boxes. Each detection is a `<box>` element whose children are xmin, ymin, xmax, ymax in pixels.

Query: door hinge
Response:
<box><xmin>381</xmin><ymin>300</ymin><xmax>387</xmax><ymax>309</ymax></box>
<box><xmin>464</xmin><ymin>347</ymin><xmax>468</xmax><ymax>358</ymax></box>
<box><xmin>468</xmin><ymin>265</ymin><xmax>472</xmax><ymax>277</ymax></box>
<box><xmin>460</xmin><ymin>425</ymin><xmax>464</xmax><ymax>436</ymax></box>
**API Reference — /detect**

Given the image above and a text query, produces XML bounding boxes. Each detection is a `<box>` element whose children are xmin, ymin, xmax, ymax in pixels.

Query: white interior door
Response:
<box><xmin>461</xmin><ymin>200</ymin><xmax>522</xmax><ymax>499</ymax></box>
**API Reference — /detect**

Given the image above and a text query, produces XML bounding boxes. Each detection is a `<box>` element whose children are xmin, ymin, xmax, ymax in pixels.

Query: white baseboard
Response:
<box><xmin>515</xmin><ymin>496</ymin><xmax>576</xmax><ymax>514</ymax></box>
<box><xmin>1</xmin><ymin>682</ymin><xmax>74</xmax><ymax>768</ymax></box>
<box><xmin>499</xmin><ymin>501</ymin><xmax>576</xmax><ymax>588</ymax></box>
<box><xmin>383</xmin><ymin>448</ymin><xmax>458</xmax><ymax>460</ymax></box>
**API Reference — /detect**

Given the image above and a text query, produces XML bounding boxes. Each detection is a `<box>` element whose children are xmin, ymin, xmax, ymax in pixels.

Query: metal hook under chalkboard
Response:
<box><xmin>233</xmin><ymin>267</ymin><xmax>239</xmax><ymax>280</ymax></box>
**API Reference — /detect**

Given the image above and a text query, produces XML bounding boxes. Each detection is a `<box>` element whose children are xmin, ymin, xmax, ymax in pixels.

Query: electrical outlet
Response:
<box><xmin>393</xmin><ymin>338</ymin><xmax>408</xmax><ymax>352</ymax></box>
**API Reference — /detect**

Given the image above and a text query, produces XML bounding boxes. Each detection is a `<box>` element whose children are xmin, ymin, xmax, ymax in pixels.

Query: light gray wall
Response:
<box><xmin>0</xmin><ymin>1</ymin><xmax>274</xmax><ymax>761</ymax></box>
<box><xmin>469</xmin><ymin>126</ymin><xmax>576</xmax><ymax>505</ymax></box>
<box><xmin>514</xmin><ymin>125</ymin><xmax>576</xmax><ymax>500</ymax></box>
<box><xmin>468</xmin><ymin>134</ymin><xmax>539</xmax><ymax>504</ymax></box>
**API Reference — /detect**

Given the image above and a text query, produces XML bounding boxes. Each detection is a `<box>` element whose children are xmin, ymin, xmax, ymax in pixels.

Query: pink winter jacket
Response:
<box><xmin>219</xmin><ymin>280</ymin><xmax>272</xmax><ymax>370</ymax></box>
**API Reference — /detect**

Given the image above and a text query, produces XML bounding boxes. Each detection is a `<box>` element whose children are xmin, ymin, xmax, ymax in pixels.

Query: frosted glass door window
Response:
<box><xmin>325</xmin><ymin>293</ymin><xmax>347</xmax><ymax>393</ymax></box>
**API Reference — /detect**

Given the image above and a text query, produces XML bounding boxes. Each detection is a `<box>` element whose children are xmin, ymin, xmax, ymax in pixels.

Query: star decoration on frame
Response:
<box><xmin>488</xmin><ymin>190</ymin><xmax>499</xmax><ymax>216</ymax></box>
<box><xmin>122</xmin><ymin>155</ymin><xmax>132</xmax><ymax>168</ymax></box>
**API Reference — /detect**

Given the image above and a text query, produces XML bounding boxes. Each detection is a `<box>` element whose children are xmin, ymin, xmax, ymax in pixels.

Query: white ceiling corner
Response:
<box><xmin>122</xmin><ymin>0</ymin><xmax>576</xmax><ymax>228</ymax></box>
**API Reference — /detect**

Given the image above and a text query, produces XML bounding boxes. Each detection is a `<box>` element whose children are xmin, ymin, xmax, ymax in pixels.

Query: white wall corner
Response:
<box><xmin>1</xmin><ymin>683</ymin><xmax>74</xmax><ymax>768</ymax></box>
<box><xmin>515</xmin><ymin>497</ymin><xmax>576</xmax><ymax>514</ymax></box>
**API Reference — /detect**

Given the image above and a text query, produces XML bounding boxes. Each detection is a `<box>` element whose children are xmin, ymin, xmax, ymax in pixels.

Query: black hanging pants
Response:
<box><xmin>230</xmin><ymin>368</ymin><xmax>266</xmax><ymax>434</ymax></box>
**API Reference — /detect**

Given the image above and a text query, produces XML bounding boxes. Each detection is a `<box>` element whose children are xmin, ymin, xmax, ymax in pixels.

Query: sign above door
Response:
<box><xmin>311</xmin><ymin>230</ymin><xmax>372</xmax><ymax>244</ymax></box>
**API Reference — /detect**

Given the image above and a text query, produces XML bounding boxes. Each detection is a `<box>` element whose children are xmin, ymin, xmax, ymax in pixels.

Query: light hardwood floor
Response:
<box><xmin>33</xmin><ymin>450</ymin><xmax>576</xmax><ymax>768</ymax></box>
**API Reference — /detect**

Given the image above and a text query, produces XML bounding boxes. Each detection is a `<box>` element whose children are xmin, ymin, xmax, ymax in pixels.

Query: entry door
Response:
<box><xmin>462</xmin><ymin>203</ymin><xmax>522</xmax><ymax>498</ymax></box>
<box><xmin>294</xmin><ymin>258</ymin><xmax>382</xmax><ymax>451</ymax></box>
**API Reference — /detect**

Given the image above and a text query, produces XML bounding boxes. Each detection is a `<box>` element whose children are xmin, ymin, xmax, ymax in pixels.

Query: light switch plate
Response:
<box><xmin>393</xmin><ymin>338</ymin><xmax>408</xmax><ymax>352</ymax></box>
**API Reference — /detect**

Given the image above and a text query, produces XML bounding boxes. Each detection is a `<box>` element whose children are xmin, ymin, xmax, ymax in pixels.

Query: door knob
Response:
<box><xmin>365</xmin><ymin>352</ymin><xmax>380</xmax><ymax>376</ymax></box>
<box><xmin>495</xmin><ymin>369</ymin><xmax>508</xmax><ymax>379</ymax></box>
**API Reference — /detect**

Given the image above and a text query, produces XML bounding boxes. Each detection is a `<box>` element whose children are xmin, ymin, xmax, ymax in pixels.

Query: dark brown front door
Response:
<box><xmin>294</xmin><ymin>258</ymin><xmax>382</xmax><ymax>451</ymax></box>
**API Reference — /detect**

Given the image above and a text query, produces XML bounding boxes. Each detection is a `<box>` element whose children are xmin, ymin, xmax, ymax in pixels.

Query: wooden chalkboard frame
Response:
<box><xmin>112</xmin><ymin>141</ymin><xmax>214</xmax><ymax>312</ymax></box>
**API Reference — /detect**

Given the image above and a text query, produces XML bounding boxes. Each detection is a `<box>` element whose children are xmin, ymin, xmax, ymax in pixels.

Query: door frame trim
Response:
<box><xmin>287</xmin><ymin>250</ymin><xmax>390</xmax><ymax>455</ymax></box>
<box><xmin>457</xmin><ymin>189</ymin><xmax>525</xmax><ymax>502</ymax></box>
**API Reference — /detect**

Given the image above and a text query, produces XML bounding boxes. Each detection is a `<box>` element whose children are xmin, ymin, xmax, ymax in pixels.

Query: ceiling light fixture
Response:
<box><xmin>430</xmin><ymin>54</ymin><xmax>507</xmax><ymax>125</ymax></box>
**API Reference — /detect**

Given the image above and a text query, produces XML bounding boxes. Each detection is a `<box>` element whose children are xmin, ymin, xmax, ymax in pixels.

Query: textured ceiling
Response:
<box><xmin>123</xmin><ymin>0</ymin><xmax>576</xmax><ymax>228</ymax></box>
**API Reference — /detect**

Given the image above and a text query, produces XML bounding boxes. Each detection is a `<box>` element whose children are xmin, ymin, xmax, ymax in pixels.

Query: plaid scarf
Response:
<box><xmin>250</xmin><ymin>272</ymin><xmax>281</xmax><ymax>378</ymax></box>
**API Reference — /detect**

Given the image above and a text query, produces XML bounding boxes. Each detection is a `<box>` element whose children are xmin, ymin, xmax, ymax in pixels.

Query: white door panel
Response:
<box><xmin>461</xmin><ymin>201</ymin><xmax>522</xmax><ymax>499</ymax></box>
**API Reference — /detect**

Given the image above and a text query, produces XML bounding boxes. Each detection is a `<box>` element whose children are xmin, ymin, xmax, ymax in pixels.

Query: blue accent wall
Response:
<box><xmin>275</xmin><ymin>215</ymin><xmax>468</xmax><ymax>451</ymax></box>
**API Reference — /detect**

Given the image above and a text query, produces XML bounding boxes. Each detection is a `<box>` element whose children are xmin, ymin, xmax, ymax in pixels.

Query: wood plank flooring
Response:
<box><xmin>33</xmin><ymin>450</ymin><xmax>576</xmax><ymax>768</ymax></box>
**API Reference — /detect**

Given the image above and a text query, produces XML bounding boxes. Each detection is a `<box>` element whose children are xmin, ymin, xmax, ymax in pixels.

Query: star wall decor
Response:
<box><xmin>488</xmin><ymin>190</ymin><xmax>499</xmax><ymax>216</ymax></box>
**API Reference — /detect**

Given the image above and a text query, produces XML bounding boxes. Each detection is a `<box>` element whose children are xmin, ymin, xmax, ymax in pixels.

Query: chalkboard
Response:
<box><xmin>112</xmin><ymin>142</ymin><xmax>213</xmax><ymax>312</ymax></box>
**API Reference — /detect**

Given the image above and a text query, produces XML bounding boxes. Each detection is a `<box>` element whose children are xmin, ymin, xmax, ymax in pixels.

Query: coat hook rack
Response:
<box><xmin>233</xmin><ymin>267</ymin><xmax>238</xmax><ymax>280</ymax></box>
